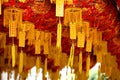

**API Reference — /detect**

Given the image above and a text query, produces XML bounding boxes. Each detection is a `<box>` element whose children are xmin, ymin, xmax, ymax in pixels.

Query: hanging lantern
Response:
<box><xmin>3</xmin><ymin>7</ymin><xmax>22</xmax><ymax>28</ymax></box>
<box><xmin>23</xmin><ymin>21</ymin><xmax>35</xmax><ymax>46</ymax></box>
<box><xmin>64</xmin><ymin>8</ymin><xmax>82</xmax><ymax>26</ymax></box>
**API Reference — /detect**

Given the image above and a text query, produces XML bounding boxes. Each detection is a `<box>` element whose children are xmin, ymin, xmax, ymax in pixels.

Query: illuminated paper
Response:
<box><xmin>56</xmin><ymin>0</ymin><xmax>64</xmax><ymax>17</ymax></box>
<box><xmin>70</xmin><ymin>22</ymin><xmax>76</xmax><ymax>39</ymax></box>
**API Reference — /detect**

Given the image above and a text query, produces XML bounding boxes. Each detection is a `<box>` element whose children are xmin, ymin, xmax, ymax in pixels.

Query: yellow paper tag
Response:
<box><xmin>35</xmin><ymin>40</ymin><xmax>41</xmax><ymax>54</ymax></box>
<box><xmin>86</xmin><ymin>37</ymin><xmax>92</xmax><ymax>52</ymax></box>
<box><xmin>19</xmin><ymin>31</ymin><xmax>25</xmax><ymax>47</ymax></box>
<box><xmin>56</xmin><ymin>0</ymin><xmax>64</xmax><ymax>17</ymax></box>
<box><xmin>77</xmin><ymin>31</ymin><xmax>85</xmax><ymax>48</ymax></box>
<box><xmin>70</xmin><ymin>22</ymin><xmax>76</xmax><ymax>39</ymax></box>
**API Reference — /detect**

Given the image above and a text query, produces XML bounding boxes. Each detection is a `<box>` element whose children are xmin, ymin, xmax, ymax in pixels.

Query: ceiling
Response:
<box><xmin>0</xmin><ymin>0</ymin><xmax>120</xmax><ymax>72</ymax></box>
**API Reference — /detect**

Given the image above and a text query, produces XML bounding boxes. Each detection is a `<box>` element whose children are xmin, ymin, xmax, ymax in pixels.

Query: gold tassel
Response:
<box><xmin>19</xmin><ymin>50</ymin><xmax>24</xmax><ymax>73</ymax></box>
<box><xmin>68</xmin><ymin>43</ymin><xmax>74</xmax><ymax>67</ymax></box>
<box><xmin>19</xmin><ymin>31</ymin><xmax>25</xmax><ymax>47</ymax></box>
<box><xmin>54</xmin><ymin>47</ymin><xmax>61</xmax><ymax>66</ymax></box>
<box><xmin>56</xmin><ymin>21</ymin><xmax>62</xmax><ymax>49</ymax></box>
<box><xmin>79</xmin><ymin>51</ymin><xmax>82</xmax><ymax>74</ymax></box>
<box><xmin>86</xmin><ymin>54</ymin><xmax>90</xmax><ymax>77</ymax></box>
<box><xmin>98</xmin><ymin>66</ymin><xmax>101</xmax><ymax>80</ymax></box>
<box><xmin>36</xmin><ymin>56</ymin><xmax>40</xmax><ymax>73</ymax></box>
<box><xmin>44</xmin><ymin>58</ymin><xmax>47</xmax><ymax>76</ymax></box>
<box><xmin>56</xmin><ymin>0</ymin><xmax>64</xmax><ymax>17</ymax></box>
<box><xmin>11</xmin><ymin>44</ymin><xmax>16</xmax><ymax>67</ymax></box>
<box><xmin>70</xmin><ymin>22</ymin><xmax>76</xmax><ymax>39</ymax></box>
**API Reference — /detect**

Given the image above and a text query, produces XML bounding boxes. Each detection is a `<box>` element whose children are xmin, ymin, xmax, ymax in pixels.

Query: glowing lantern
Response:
<box><xmin>3</xmin><ymin>7</ymin><xmax>22</xmax><ymax>37</ymax></box>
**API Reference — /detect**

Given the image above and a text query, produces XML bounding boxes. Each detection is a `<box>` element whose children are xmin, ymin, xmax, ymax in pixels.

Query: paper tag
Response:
<box><xmin>77</xmin><ymin>31</ymin><xmax>85</xmax><ymax>48</ymax></box>
<box><xmin>19</xmin><ymin>31</ymin><xmax>25</xmax><ymax>47</ymax></box>
<box><xmin>56</xmin><ymin>0</ymin><xmax>64</xmax><ymax>17</ymax></box>
<box><xmin>70</xmin><ymin>22</ymin><xmax>76</xmax><ymax>39</ymax></box>
<box><xmin>35</xmin><ymin>40</ymin><xmax>41</xmax><ymax>54</ymax></box>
